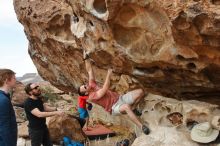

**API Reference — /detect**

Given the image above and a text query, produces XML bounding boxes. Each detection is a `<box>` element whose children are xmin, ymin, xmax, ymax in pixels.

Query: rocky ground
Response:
<box><xmin>14</xmin><ymin>81</ymin><xmax>220</xmax><ymax>146</ymax></box>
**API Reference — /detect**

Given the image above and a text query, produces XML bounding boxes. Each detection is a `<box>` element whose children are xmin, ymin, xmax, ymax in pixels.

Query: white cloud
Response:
<box><xmin>0</xmin><ymin>49</ymin><xmax>37</xmax><ymax>77</ymax></box>
<box><xmin>0</xmin><ymin>44</ymin><xmax>37</xmax><ymax>77</ymax></box>
<box><xmin>0</xmin><ymin>0</ymin><xmax>38</xmax><ymax>77</ymax></box>
<box><xmin>0</xmin><ymin>57</ymin><xmax>37</xmax><ymax>77</ymax></box>
<box><xmin>0</xmin><ymin>0</ymin><xmax>19</xmax><ymax>26</ymax></box>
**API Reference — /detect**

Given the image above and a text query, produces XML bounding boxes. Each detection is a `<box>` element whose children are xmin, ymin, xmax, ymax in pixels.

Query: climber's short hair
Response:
<box><xmin>77</xmin><ymin>85</ymin><xmax>86</xmax><ymax>96</ymax></box>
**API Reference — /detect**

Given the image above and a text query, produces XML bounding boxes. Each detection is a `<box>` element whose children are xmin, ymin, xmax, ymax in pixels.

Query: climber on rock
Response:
<box><xmin>77</xmin><ymin>51</ymin><xmax>150</xmax><ymax>135</ymax></box>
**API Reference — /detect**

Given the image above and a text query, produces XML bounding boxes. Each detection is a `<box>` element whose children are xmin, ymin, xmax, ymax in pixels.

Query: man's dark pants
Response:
<box><xmin>29</xmin><ymin>127</ymin><xmax>53</xmax><ymax>146</ymax></box>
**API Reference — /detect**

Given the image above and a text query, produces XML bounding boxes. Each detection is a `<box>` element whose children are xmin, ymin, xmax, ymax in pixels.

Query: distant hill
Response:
<box><xmin>17</xmin><ymin>73</ymin><xmax>64</xmax><ymax>94</ymax></box>
<box><xmin>17</xmin><ymin>73</ymin><xmax>45</xmax><ymax>84</ymax></box>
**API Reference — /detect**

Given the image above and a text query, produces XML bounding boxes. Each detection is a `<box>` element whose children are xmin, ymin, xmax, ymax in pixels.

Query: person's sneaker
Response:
<box><xmin>121</xmin><ymin>139</ymin><xmax>129</xmax><ymax>146</ymax></box>
<box><xmin>133</xmin><ymin>108</ymin><xmax>142</xmax><ymax>116</ymax></box>
<box><xmin>142</xmin><ymin>125</ymin><xmax>150</xmax><ymax>135</ymax></box>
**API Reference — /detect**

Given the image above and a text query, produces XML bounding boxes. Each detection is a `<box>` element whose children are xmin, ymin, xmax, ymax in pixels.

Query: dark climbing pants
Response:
<box><xmin>29</xmin><ymin>127</ymin><xmax>53</xmax><ymax>146</ymax></box>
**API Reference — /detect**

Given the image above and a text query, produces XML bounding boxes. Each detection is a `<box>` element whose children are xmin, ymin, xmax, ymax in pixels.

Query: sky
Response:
<box><xmin>0</xmin><ymin>0</ymin><xmax>37</xmax><ymax>77</ymax></box>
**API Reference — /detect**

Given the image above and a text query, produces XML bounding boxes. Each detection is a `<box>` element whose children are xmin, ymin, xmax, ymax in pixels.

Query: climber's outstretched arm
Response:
<box><xmin>85</xmin><ymin>59</ymin><xmax>95</xmax><ymax>81</ymax></box>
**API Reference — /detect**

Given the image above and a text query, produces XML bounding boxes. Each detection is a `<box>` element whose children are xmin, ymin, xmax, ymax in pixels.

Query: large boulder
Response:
<box><xmin>18</xmin><ymin>121</ymin><xmax>29</xmax><ymax>138</ymax></box>
<box><xmin>13</xmin><ymin>0</ymin><xmax>220</xmax><ymax>105</ymax></box>
<box><xmin>12</xmin><ymin>82</ymin><xmax>28</xmax><ymax>106</ymax></box>
<box><xmin>131</xmin><ymin>126</ymin><xmax>199</xmax><ymax>146</ymax></box>
<box><xmin>14</xmin><ymin>106</ymin><xmax>26</xmax><ymax>123</ymax></box>
<box><xmin>132</xmin><ymin>94</ymin><xmax>220</xmax><ymax>146</ymax></box>
<box><xmin>48</xmin><ymin>114</ymin><xmax>86</xmax><ymax>143</ymax></box>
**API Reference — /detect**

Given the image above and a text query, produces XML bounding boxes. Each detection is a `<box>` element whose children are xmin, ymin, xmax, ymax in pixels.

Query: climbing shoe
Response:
<box><xmin>116</xmin><ymin>139</ymin><xmax>129</xmax><ymax>146</ymax></box>
<box><xmin>142</xmin><ymin>125</ymin><xmax>150</xmax><ymax>135</ymax></box>
<box><xmin>133</xmin><ymin>108</ymin><xmax>142</xmax><ymax>116</ymax></box>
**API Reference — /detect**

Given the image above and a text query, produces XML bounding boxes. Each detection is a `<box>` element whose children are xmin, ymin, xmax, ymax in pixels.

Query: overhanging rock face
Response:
<box><xmin>14</xmin><ymin>0</ymin><xmax>220</xmax><ymax>105</ymax></box>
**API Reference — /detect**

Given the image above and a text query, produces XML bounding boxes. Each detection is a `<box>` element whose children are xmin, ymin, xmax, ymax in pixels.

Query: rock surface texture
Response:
<box><xmin>132</xmin><ymin>93</ymin><xmax>220</xmax><ymax>146</ymax></box>
<box><xmin>48</xmin><ymin>114</ymin><xmax>86</xmax><ymax>143</ymax></box>
<box><xmin>13</xmin><ymin>0</ymin><xmax>220</xmax><ymax>104</ymax></box>
<box><xmin>12</xmin><ymin>82</ymin><xmax>28</xmax><ymax>106</ymax></box>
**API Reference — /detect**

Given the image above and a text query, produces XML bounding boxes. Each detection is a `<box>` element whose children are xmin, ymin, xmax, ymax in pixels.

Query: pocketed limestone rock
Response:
<box><xmin>18</xmin><ymin>121</ymin><xmax>29</xmax><ymax>138</ymax></box>
<box><xmin>13</xmin><ymin>0</ymin><xmax>220</xmax><ymax>105</ymax></box>
<box><xmin>48</xmin><ymin>114</ymin><xmax>86</xmax><ymax>143</ymax></box>
<box><xmin>14</xmin><ymin>106</ymin><xmax>26</xmax><ymax>123</ymax></box>
<box><xmin>132</xmin><ymin>126</ymin><xmax>199</xmax><ymax>146</ymax></box>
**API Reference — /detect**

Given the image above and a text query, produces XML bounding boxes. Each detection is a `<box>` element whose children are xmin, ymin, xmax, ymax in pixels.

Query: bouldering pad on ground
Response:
<box><xmin>83</xmin><ymin>124</ymin><xmax>116</xmax><ymax>140</ymax></box>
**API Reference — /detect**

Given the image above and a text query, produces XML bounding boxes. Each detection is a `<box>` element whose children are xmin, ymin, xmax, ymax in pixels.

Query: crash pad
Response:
<box><xmin>83</xmin><ymin>124</ymin><xmax>116</xmax><ymax>140</ymax></box>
